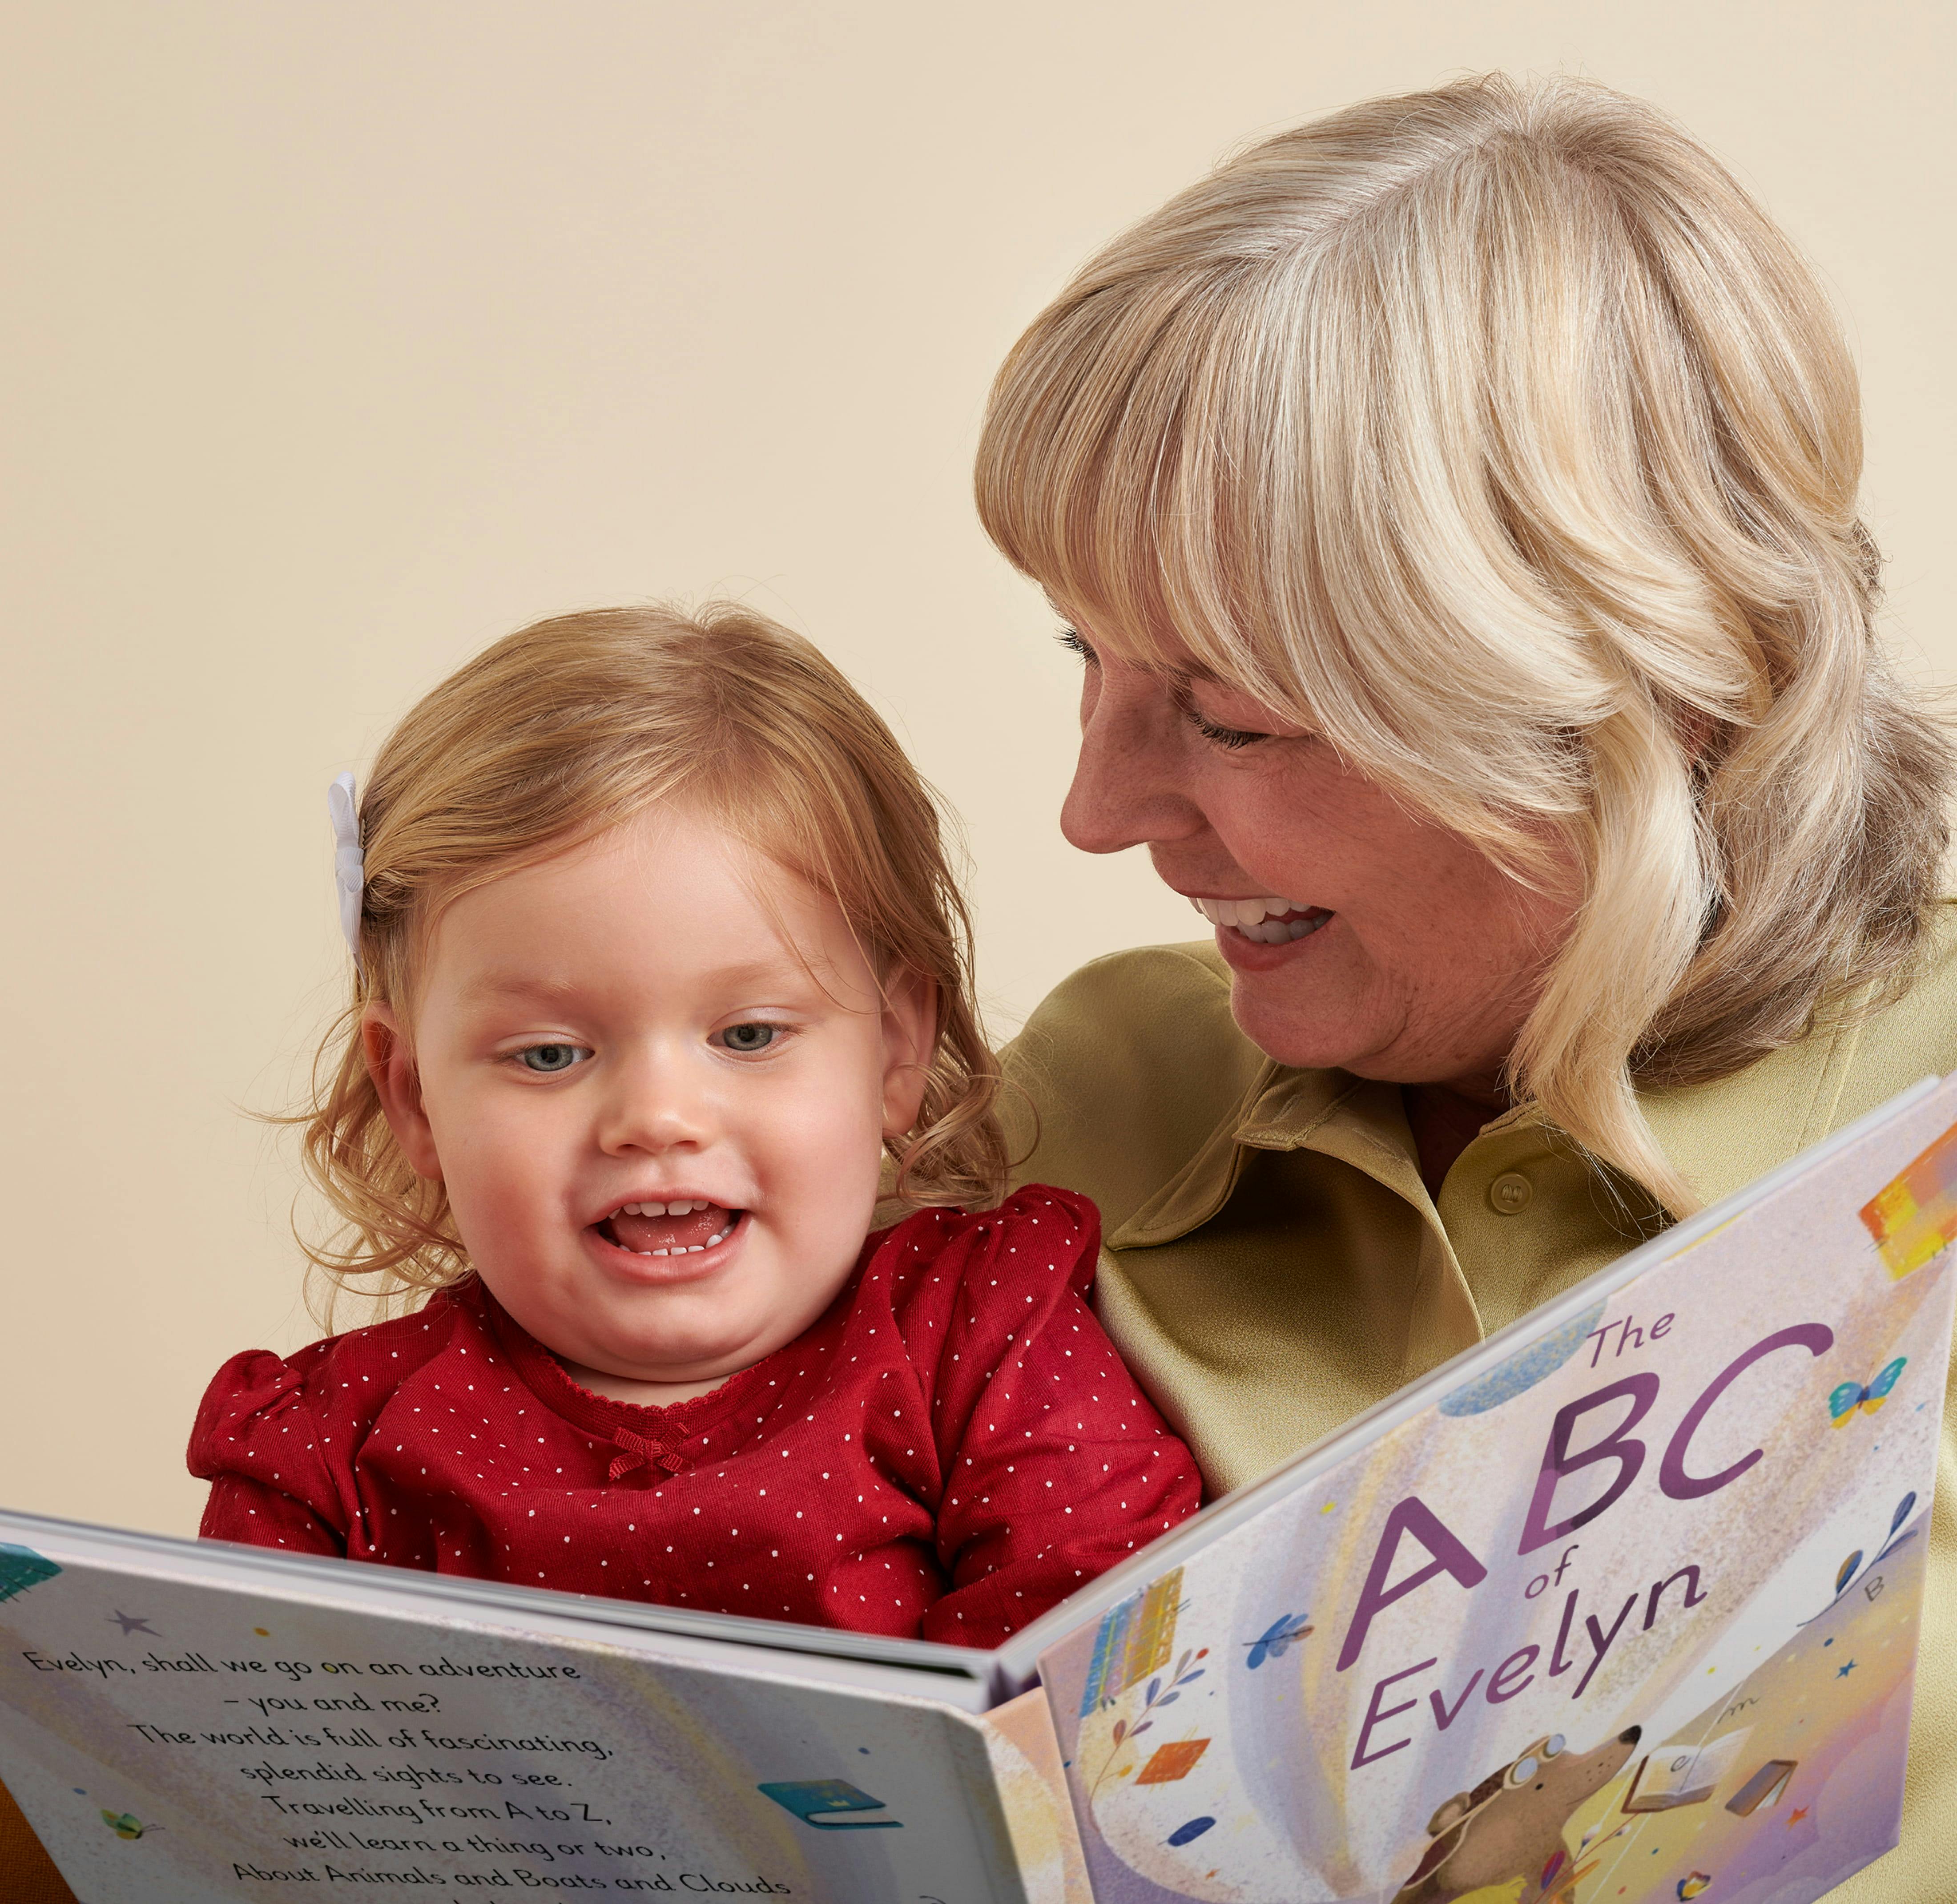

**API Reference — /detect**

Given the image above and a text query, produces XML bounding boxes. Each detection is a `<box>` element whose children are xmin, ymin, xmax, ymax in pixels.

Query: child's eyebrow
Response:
<box><xmin>452</xmin><ymin>972</ymin><xmax>590</xmax><ymax>1008</ymax></box>
<box><xmin>454</xmin><ymin>958</ymin><xmax>817</xmax><ymax>1007</ymax></box>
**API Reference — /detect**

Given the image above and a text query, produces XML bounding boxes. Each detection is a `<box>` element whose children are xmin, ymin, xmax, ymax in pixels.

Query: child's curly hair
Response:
<box><xmin>299</xmin><ymin>603</ymin><xmax>1007</xmax><ymax>1309</ymax></box>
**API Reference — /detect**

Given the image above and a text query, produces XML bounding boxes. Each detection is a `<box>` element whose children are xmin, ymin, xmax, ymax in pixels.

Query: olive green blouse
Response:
<box><xmin>999</xmin><ymin>905</ymin><xmax>1957</xmax><ymax>1902</ymax></box>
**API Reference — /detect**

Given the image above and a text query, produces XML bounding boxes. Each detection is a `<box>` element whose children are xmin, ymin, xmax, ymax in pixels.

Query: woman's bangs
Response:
<box><xmin>976</xmin><ymin>279</ymin><xmax>1298</xmax><ymax>710</ymax></box>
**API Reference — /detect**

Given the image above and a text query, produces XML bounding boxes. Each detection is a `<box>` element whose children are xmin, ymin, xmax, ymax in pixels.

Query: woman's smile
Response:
<box><xmin>1208</xmin><ymin>905</ymin><xmax>1337</xmax><ymax>970</ymax></box>
<box><xmin>1184</xmin><ymin>892</ymin><xmax>1334</xmax><ymax>948</ymax></box>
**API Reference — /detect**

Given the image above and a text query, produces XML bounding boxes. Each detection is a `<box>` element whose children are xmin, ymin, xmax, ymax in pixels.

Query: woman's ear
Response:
<box><xmin>362</xmin><ymin>1003</ymin><xmax>442</xmax><ymax>1182</ymax></box>
<box><xmin>878</xmin><ymin>969</ymin><xmax>938</xmax><ymax>1139</ymax></box>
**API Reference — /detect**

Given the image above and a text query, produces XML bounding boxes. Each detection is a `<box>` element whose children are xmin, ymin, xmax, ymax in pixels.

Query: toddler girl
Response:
<box><xmin>189</xmin><ymin>604</ymin><xmax>1199</xmax><ymax>1647</ymax></box>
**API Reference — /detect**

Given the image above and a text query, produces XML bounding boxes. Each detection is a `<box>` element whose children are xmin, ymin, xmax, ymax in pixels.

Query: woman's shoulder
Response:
<box><xmin>1833</xmin><ymin>898</ymin><xmax>1957</xmax><ymax>1111</ymax></box>
<box><xmin>997</xmin><ymin>941</ymin><xmax>1272</xmax><ymax>1232</ymax></box>
<box><xmin>1646</xmin><ymin>900</ymin><xmax>1957</xmax><ymax>1209</ymax></box>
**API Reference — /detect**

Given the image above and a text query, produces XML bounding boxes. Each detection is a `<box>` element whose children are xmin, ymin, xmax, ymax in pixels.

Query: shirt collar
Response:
<box><xmin>1106</xmin><ymin>1062</ymin><xmax>1432</xmax><ymax>1248</ymax></box>
<box><xmin>1102</xmin><ymin>1001</ymin><xmax>1865</xmax><ymax>1253</ymax></box>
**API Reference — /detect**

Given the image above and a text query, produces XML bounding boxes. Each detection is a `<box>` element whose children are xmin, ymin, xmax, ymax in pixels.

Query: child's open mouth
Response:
<box><xmin>596</xmin><ymin>1200</ymin><xmax>742</xmax><ymax>1259</ymax></box>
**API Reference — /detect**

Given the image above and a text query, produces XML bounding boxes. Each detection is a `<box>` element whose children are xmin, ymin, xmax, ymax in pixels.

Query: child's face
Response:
<box><xmin>364</xmin><ymin>805</ymin><xmax>934</xmax><ymax>1401</ymax></box>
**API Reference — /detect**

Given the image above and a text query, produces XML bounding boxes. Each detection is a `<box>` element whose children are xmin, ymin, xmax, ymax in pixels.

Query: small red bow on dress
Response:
<box><xmin>608</xmin><ymin>1426</ymin><xmax>686</xmax><ymax>1482</ymax></box>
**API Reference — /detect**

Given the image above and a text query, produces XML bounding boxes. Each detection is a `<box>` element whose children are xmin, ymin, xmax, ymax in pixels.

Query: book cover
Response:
<box><xmin>1036</xmin><ymin>1087</ymin><xmax>1957</xmax><ymax>1903</ymax></box>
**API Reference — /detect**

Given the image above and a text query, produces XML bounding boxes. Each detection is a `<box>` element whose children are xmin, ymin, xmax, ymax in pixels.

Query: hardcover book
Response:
<box><xmin>4</xmin><ymin>1076</ymin><xmax>1954</xmax><ymax>1904</ymax></box>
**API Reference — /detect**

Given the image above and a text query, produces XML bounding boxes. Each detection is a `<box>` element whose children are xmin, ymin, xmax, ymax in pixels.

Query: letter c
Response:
<box><xmin>1660</xmin><ymin>1323</ymin><xmax>1833</xmax><ymax>1500</ymax></box>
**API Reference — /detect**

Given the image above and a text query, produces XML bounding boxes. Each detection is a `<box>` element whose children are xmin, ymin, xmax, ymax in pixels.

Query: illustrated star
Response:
<box><xmin>1836</xmin><ymin>1659</ymin><xmax>1857</xmax><ymax>1678</ymax></box>
<box><xmin>105</xmin><ymin>1611</ymin><xmax>157</xmax><ymax>1637</ymax></box>
<box><xmin>1788</xmin><ymin>1807</ymin><xmax>1810</xmax><ymax>1825</ymax></box>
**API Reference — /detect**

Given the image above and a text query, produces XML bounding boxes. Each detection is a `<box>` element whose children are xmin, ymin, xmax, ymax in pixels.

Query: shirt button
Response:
<box><xmin>1489</xmin><ymin>1173</ymin><xmax>1533</xmax><ymax>1215</ymax></box>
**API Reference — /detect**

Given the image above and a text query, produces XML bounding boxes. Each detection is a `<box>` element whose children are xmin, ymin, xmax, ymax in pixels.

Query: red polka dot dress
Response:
<box><xmin>189</xmin><ymin>1186</ymin><xmax>1200</xmax><ymax>1648</ymax></box>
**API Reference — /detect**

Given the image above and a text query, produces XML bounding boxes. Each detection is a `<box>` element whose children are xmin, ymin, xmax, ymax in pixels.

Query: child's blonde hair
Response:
<box><xmin>300</xmin><ymin>603</ymin><xmax>1007</xmax><ymax>1305</ymax></box>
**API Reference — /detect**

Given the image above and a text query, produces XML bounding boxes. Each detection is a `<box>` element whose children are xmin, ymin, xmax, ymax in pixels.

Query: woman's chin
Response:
<box><xmin>1221</xmin><ymin>933</ymin><xmax>1392</xmax><ymax>1075</ymax></box>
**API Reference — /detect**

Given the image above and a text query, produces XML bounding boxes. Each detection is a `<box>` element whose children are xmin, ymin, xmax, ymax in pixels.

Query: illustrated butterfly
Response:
<box><xmin>1244</xmin><ymin>1614</ymin><xmax>1313</xmax><ymax>1669</ymax></box>
<box><xmin>1829</xmin><ymin>1356</ymin><xmax>1906</xmax><ymax>1426</ymax></box>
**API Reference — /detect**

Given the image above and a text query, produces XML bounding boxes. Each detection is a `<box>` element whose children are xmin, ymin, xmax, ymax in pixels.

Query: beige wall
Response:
<box><xmin>3</xmin><ymin>0</ymin><xmax>1950</xmax><ymax>1537</ymax></box>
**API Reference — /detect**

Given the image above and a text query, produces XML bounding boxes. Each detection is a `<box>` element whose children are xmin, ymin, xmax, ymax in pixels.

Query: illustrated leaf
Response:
<box><xmin>1181</xmin><ymin>1669</ymin><xmax>1206</xmax><ymax>1683</ymax></box>
<box><xmin>1131</xmin><ymin>1722</ymin><xmax>1153</xmax><ymax>1736</ymax></box>
<box><xmin>1146</xmin><ymin>1676</ymin><xmax>1162</xmax><ymax>1703</ymax></box>
<box><xmin>1112</xmin><ymin>1720</ymin><xmax>1127</xmax><ymax>1744</ymax></box>
<box><xmin>1157</xmin><ymin>1693</ymin><xmax>1180</xmax><ymax>1707</ymax></box>
<box><xmin>1176</xmin><ymin>1650</ymin><xmax>1192</xmax><ymax>1677</ymax></box>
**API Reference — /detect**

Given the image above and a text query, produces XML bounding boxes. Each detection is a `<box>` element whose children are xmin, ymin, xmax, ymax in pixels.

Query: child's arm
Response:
<box><xmin>912</xmin><ymin>1188</ymin><xmax>1202</xmax><ymax>1646</ymax></box>
<box><xmin>187</xmin><ymin>1348</ymin><xmax>351</xmax><ymax>1557</ymax></box>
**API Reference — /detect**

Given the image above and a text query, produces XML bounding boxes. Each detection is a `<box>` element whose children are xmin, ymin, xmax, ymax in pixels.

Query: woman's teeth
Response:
<box><xmin>1189</xmin><ymin>895</ymin><xmax>1329</xmax><ymax>944</ymax></box>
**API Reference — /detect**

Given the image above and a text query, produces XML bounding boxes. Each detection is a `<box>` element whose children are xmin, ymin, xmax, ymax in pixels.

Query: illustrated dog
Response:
<box><xmin>1392</xmin><ymin>1725</ymin><xmax>1643</xmax><ymax>1904</ymax></box>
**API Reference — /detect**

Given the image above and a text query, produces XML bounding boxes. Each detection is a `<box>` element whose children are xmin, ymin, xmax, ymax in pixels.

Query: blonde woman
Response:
<box><xmin>977</xmin><ymin>75</ymin><xmax>1957</xmax><ymax>1891</ymax></box>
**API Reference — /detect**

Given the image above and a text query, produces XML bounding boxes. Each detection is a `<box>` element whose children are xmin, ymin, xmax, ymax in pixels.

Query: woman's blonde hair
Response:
<box><xmin>301</xmin><ymin>602</ymin><xmax>1006</xmax><ymax>1306</ymax></box>
<box><xmin>975</xmin><ymin>72</ymin><xmax>1951</xmax><ymax>1214</ymax></box>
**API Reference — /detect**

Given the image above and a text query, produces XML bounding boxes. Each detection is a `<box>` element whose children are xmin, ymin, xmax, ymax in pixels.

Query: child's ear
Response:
<box><xmin>362</xmin><ymin>1003</ymin><xmax>442</xmax><ymax>1182</ymax></box>
<box><xmin>878</xmin><ymin>968</ymin><xmax>938</xmax><ymax>1139</ymax></box>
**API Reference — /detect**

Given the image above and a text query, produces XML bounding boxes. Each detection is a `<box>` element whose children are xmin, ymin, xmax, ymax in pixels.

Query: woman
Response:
<box><xmin>975</xmin><ymin>74</ymin><xmax>1957</xmax><ymax>1894</ymax></box>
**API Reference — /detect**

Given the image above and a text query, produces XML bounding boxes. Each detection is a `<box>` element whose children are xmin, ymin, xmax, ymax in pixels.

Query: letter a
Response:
<box><xmin>1336</xmin><ymin>1496</ymin><xmax>1487</xmax><ymax>1672</ymax></box>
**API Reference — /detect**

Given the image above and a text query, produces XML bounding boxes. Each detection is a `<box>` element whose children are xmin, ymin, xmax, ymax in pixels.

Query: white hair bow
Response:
<box><xmin>328</xmin><ymin>771</ymin><xmax>365</xmax><ymax>970</ymax></box>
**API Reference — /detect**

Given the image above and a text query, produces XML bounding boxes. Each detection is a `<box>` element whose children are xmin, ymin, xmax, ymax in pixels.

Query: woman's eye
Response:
<box><xmin>1057</xmin><ymin>625</ymin><xmax>1099</xmax><ymax>668</ymax></box>
<box><xmin>718</xmin><ymin>1023</ymin><xmax>779</xmax><ymax>1054</ymax></box>
<box><xmin>1182</xmin><ymin>704</ymin><xmax>1268</xmax><ymax>750</ymax></box>
<box><xmin>516</xmin><ymin>1043</ymin><xmax>591</xmax><ymax>1074</ymax></box>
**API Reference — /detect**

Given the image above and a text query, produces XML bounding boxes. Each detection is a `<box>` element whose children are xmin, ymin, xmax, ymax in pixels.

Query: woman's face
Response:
<box><xmin>1057</xmin><ymin>622</ymin><xmax>1580</xmax><ymax>1098</ymax></box>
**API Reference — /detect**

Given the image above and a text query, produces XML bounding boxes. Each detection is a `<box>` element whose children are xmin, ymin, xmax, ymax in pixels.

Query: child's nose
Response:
<box><xmin>596</xmin><ymin>1050</ymin><xmax>717</xmax><ymax>1154</ymax></box>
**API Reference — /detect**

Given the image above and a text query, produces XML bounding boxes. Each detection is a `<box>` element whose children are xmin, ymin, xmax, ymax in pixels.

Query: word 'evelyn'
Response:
<box><xmin>1336</xmin><ymin>1320</ymin><xmax>1833</xmax><ymax>1774</ymax></box>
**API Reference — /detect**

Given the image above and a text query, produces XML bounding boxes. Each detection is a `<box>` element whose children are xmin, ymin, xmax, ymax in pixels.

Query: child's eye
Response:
<box><xmin>516</xmin><ymin>1043</ymin><xmax>592</xmax><ymax>1074</ymax></box>
<box><xmin>717</xmin><ymin>1023</ymin><xmax>780</xmax><ymax>1054</ymax></box>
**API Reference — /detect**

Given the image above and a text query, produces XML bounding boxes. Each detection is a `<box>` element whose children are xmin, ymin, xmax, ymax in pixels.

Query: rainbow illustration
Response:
<box><xmin>1079</xmin><ymin>1566</ymin><xmax>1183</xmax><ymax>1715</ymax></box>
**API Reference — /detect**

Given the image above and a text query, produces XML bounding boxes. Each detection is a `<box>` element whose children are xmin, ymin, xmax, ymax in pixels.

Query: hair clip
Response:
<box><xmin>327</xmin><ymin>771</ymin><xmax>365</xmax><ymax>971</ymax></box>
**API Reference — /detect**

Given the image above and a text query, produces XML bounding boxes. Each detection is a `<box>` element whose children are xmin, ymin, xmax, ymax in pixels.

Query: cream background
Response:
<box><xmin>1</xmin><ymin>1</ymin><xmax>1949</xmax><ymax>1537</ymax></box>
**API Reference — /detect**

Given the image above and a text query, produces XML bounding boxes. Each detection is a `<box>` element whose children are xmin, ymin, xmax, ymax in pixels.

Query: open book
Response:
<box><xmin>5</xmin><ymin>1076</ymin><xmax>1955</xmax><ymax>1904</ymax></box>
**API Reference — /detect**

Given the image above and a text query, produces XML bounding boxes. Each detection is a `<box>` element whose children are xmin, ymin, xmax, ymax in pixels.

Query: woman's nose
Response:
<box><xmin>1060</xmin><ymin>660</ymin><xmax>1207</xmax><ymax>855</ymax></box>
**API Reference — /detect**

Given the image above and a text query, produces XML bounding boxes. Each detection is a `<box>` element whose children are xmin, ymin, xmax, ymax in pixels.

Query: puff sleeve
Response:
<box><xmin>914</xmin><ymin>1187</ymin><xmax>1201</xmax><ymax>1646</ymax></box>
<box><xmin>188</xmin><ymin>1348</ymin><xmax>348</xmax><ymax>1556</ymax></box>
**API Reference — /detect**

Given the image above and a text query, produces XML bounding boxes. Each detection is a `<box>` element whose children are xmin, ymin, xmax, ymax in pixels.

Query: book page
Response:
<box><xmin>979</xmin><ymin>1687</ymin><xmax>1091</xmax><ymax>1904</ymax></box>
<box><xmin>0</xmin><ymin>1537</ymin><xmax>1027</xmax><ymax>1904</ymax></box>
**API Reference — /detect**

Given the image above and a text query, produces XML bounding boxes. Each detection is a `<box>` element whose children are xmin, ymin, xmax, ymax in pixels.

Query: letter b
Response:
<box><xmin>1518</xmin><ymin>1373</ymin><xmax>1660</xmax><ymax>1556</ymax></box>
